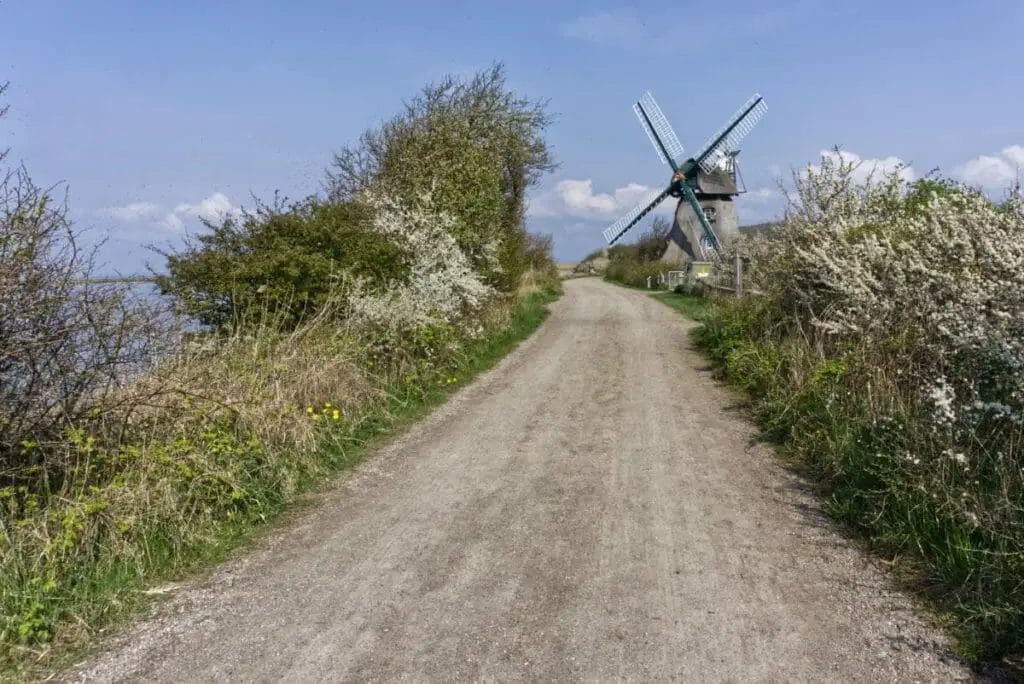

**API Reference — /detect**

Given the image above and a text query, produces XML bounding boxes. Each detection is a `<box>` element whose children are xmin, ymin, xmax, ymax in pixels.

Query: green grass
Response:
<box><xmin>651</xmin><ymin>291</ymin><xmax>713</xmax><ymax>321</ymax></box>
<box><xmin>1</xmin><ymin>285</ymin><xmax>560</xmax><ymax>680</ymax></box>
<box><xmin>337</xmin><ymin>286</ymin><xmax>560</xmax><ymax>444</ymax></box>
<box><xmin>602</xmin><ymin>277</ymin><xmax>714</xmax><ymax>320</ymax></box>
<box><xmin>669</xmin><ymin>297</ymin><xmax>1024</xmax><ymax>673</ymax></box>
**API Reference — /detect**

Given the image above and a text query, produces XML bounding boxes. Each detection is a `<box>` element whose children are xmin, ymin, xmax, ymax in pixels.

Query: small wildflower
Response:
<box><xmin>332</xmin><ymin>409</ymin><xmax>340</xmax><ymax>421</ymax></box>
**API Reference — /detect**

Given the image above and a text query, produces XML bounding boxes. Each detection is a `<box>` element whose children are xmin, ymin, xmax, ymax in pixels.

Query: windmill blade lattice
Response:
<box><xmin>599</xmin><ymin>89</ymin><xmax>767</xmax><ymax>257</ymax></box>
<box><xmin>634</xmin><ymin>92</ymin><xmax>685</xmax><ymax>166</ymax></box>
<box><xmin>694</xmin><ymin>94</ymin><xmax>767</xmax><ymax>173</ymax></box>
<box><xmin>602</xmin><ymin>186</ymin><xmax>672</xmax><ymax>245</ymax></box>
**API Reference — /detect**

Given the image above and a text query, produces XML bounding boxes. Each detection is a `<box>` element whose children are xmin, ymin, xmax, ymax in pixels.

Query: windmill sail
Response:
<box><xmin>693</xmin><ymin>94</ymin><xmax>767</xmax><ymax>174</ymax></box>
<box><xmin>678</xmin><ymin>184</ymin><xmax>720</xmax><ymax>261</ymax></box>
<box><xmin>602</xmin><ymin>186</ymin><xmax>672</xmax><ymax>245</ymax></box>
<box><xmin>634</xmin><ymin>92</ymin><xmax>685</xmax><ymax>166</ymax></box>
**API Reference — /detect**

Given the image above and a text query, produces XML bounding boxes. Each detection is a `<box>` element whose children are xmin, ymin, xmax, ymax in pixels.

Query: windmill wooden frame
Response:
<box><xmin>602</xmin><ymin>92</ymin><xmax>767</xmax><ymax>261</ymax></box>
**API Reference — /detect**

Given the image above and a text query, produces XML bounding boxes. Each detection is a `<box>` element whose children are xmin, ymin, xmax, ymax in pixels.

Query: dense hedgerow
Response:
<box><xmin>695</xmin><ymin>152</ymin><xmax>1024</xmax><ymax>662</ymax></box>
<box><xmin>0</xmin><ymin>67</ymin><xmax>558</xmax><ymax>673</ymax></box>
<box><xmin>159</xmin><ymin>64</ymin><xmax>555</xmax><ymax>329</ymax></box>
<box><xmin>603</xmin><ymin>218</ymin><xmax>670</xmax><ymax>287</ymax></box>
<box><xmin>155</xmin><ymin>198</ymin><xmax>402</xmax><ymax>329</ymax></box>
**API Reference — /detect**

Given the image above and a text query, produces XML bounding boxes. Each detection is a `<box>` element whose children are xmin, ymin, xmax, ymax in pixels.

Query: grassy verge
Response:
<box><xmin>657</xmin><ymin>293</ymin><xmax>1024</xmax><ymax>672</ymax></box>
<box><xmin>603</xmin><ymin>280</ymin><xmax>714</xmax><ymax>321</ymax></box>
<box><xmin>650</xmin><ymin>291</ymin><xmax>713</xmax><ymax>322</ymax></box>
<box><xmin>1</xmin><ymin>285</ymin><xmax>560</xmax><ymax>679</ymax></box>
<box><xmin>652</xmin><ymin>292</ymin><xmax>1023</xmax><ymax>673</ymax></box>
<box><xmin>349</xmin><ymin>286</ymin><xmax>560</xmax><ymax>442</ymax></box>
<box><xmin>602</xmin><ymin>276</ymin><xmax>650</xmax><ymax>291</ymax></box>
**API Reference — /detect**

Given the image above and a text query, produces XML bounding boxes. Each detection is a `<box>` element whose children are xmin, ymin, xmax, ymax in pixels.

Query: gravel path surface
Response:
<box><xmin>69</xmin><ymin>277</ymin><xmax>967</xmax><ymax>681</ymax></box>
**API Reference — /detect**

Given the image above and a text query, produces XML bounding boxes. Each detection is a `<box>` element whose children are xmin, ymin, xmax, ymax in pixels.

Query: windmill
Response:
<box><xmin>602</xmin><ymin>92</ymin><xmax>767</xmax><ymax>262</ymax></box>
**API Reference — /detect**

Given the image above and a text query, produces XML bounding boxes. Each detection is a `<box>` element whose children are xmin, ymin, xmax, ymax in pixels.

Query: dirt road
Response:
<box><xmin>72</xmin><ymin>278</ymin><xmax>966</xmax><ymax>681</ymax></box>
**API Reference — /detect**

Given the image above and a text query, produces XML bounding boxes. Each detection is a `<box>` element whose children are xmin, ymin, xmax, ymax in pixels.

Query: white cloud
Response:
<box><xmin>172</xmin><ymin>192</ymin><xmax>239</xmax><ymax>222</ymax></box>
<box><xmin>97</xmin><ymin>201</ymin><xmax>161</xmax><ymax>222</ymax></box>
<box><xmin>160</xmin><ymin>213</ymin><xmax>186</xmax><ymax>233</ymax></box>
<box><xmin>97</xmin><ymin>192</ymin><xmax>241</xmax><ymax>237</ymax></box>
<box><xmin>158</xmin><ymin>192</ymin><xmax>240</xmax><ymax>233</ymax></box>
<box><xmin>557</xmin><ymin>179</ymin><xmax>617</xmax><ymax>215</ymax></box>
<box><xmin>1003</xmin><ymin>145</ymin><xmax>1024</xmax><ymax>167</ymax></box>
<box><xmin>956</xmin><ymin>145</ymin><xmax>1022</xmax><ymax>189</ymax></box>
<box><xmin>812</xmin><ymin>149</ymin><xmax>916</xmax><ymax>184</ymax></box>
<box><xmin>743</xmin><ymin>187</ymin><xmax>780</xmax><ymax>203</ymax></box>
<box><xmin>528</xmin><ymin>179</ymin><xmax>670</xmax><ymax>220</ymax></box>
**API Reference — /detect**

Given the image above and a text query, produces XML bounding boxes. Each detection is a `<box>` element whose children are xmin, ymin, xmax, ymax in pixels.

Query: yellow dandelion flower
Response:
<box><xmin>306</xmin><ymin>406</ymin><xmax>314</xmax><ymax>414</ymax></box>
<box><xmin>332</xmin><ymin>409</ymin><xmax>340</xmax><ymax>421</ymax></box>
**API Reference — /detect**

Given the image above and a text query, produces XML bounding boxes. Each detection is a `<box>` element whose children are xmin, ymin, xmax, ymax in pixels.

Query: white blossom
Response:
<box><xmin>345</xmin><ymin>191</ymin><xmax>495</xmax><ymax>341</ymax></box>
<box><xmin>737</xmin><ymin>152</ymin><xmax>1024</xmax><ymax>439</ymax></box>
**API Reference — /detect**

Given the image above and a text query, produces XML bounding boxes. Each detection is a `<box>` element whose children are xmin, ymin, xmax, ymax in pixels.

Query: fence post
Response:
<box><xmin>734</xmin><ymin>254</ymin><xmax>743</xmax><ymax>298</ymax></box>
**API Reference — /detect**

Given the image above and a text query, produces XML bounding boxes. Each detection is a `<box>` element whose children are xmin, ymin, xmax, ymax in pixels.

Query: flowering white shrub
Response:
<box><xmin>708</xmin><ymin>153</ymin><xmax>1024</xmax><ymax>657</ymax></box>
<box><xmin>346</xmin><ymin>191</ymin><xmax>495</xmax><ymax>340</ymax></box>
<box><xmin>744</xmin><ymin>153</ymin><xmax>1024</xmax><ymax>436</ymax></box>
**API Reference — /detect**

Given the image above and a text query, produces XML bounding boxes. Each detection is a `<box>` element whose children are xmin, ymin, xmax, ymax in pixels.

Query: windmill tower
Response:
<box><xmin>602</xmin><ymin>92</ymin><xmax>767</xmax><ymax>263</ymax></box>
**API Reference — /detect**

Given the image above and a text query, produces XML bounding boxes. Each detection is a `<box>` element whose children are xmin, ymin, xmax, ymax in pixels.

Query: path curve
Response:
<box><xmin>71</xmin><ymin>278</ymin><xmax>966</xmax><ymax>681</ymax></box>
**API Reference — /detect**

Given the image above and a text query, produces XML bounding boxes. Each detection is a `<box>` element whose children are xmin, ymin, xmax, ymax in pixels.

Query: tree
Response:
<box><xmin>325</xmin><ymin>64</ymin><xmax>555</xmax><ymax>291</ymax></box>
<box><xmin>636</xmin><ymin>216</ymin><xmax>670</xmax><ymax>262</ymax></box>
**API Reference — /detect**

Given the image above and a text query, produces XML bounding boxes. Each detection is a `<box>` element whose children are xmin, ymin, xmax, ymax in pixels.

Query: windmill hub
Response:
<box><xmin>601</xmin><ymin>92</ymin><xmax>767</xmax><ymax>263</ymax></box>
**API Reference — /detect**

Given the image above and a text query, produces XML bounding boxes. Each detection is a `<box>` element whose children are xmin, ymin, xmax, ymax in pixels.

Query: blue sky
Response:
<box><xmin>2</xmin><ymin>1</ymin><xmax>1022</xmax><ymax>269</ymax></box>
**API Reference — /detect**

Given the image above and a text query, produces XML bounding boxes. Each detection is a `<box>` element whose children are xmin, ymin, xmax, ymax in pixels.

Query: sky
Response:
<box><xmin>1</xmin><ymin>1</ymin><xmax>1022</xmax><ymax>270</ymax></box>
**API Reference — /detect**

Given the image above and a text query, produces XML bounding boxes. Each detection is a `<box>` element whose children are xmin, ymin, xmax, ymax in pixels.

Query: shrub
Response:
<box><xmin>158</xmin><ymin>66</ymin><xmax>556</xmax><ymax>329</ymax></box>
<box><xmin>604</xmin><ymin>217</ymin><xmax>671</xmax><ymax>288</ymax></box>
<box><xmin>697</xmin><ymin>152</ymin><xmax>1024</xmax><ymax>661</ymax></box>
<box><xmin>0</xmin><ymin>166</ymin><xmax>172</xmax><ymax>485</ymax></box>
<box><xmin>155</xmin><ymin>198</ymin><xmax>404</xmax><ymax>329</ymax></box>
<box><xmin>326</xmin><ymin>64</ymin><xmax>555</xmax><ymax>292</ymax></box>
<box><xmin>345</xmin><ymin>191</ymin><xmax>495</xmax><ymax>348</ymax></box>
<box><xmin>521</xmin><ymin>232</ymin><xmax>558</xmax><ymax>279</ymax></box>
<box><xmin>605</xmin><ymin>259</ymin><xmax>666</xmax><ymax>288</ymax></box>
